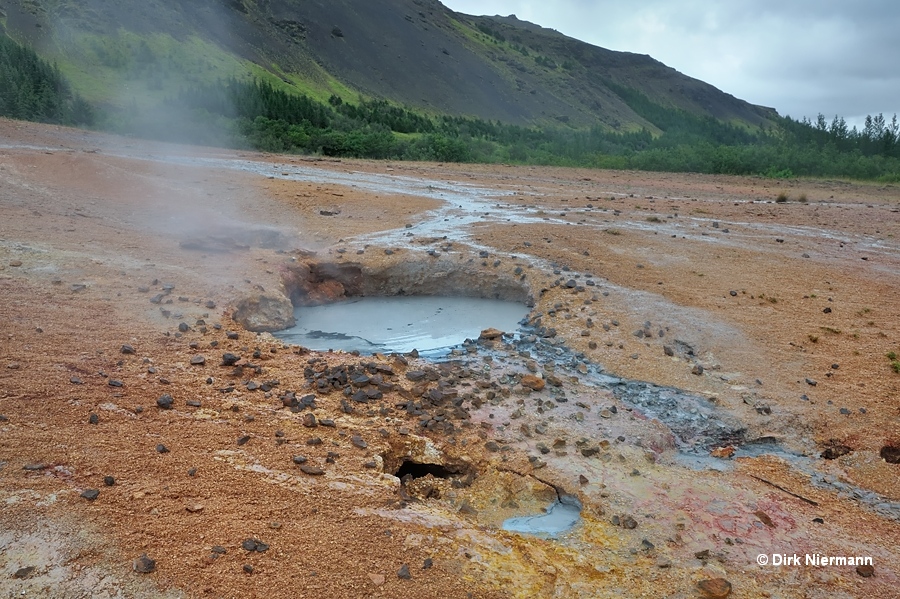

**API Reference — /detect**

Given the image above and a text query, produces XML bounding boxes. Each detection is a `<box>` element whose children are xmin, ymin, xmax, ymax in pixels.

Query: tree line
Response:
<box><xmin>0</xmin><ymin>35</ymin><xmax>94</xmax><ymax>125</ymax></box>
<box><xmin>2</xmin><ymin>32</ymin><xmax>898</xmax><ymax>181</ymax></box>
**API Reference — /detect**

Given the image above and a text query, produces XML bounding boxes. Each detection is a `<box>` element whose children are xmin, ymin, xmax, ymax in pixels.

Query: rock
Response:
<box><xmin>104</xmin><ymin>476</ymin><xmax>115</xmax><ymax>486</ymax></box>
<box><xmin>13</xmin><ymin>566</ymin><xmax>35</xmax><ymax>579</ymax></box>
<box><xmin>299</xmin><ymin>464</ymin><xmax>325</xmax><ymax>475</ymax></box>
<box><xmin>368</xmin><ymin>573</ymin><xmax>385</xmax><ymax>586</ymax></box>
<box><xmin>521</xmin><ymin>374</ymin><xmax>545</xmax><ymax>391</ymax></box>
<box><xmin>579</xmin><ymin>474</ymin><xmax>589</xmax><ymax>485</ymax></box>
<box><xmin>691</xmin><ymin>364</ymin><xmax>704</xmax><ymax>375</ymax></box>
<box><xmin>186</xmin><ymin>504</ymin><xmax>204</xmax><ymax>513</ymax></box>
<box><xmin>302</xmin><ymin>413</ymin><xmax>317</xmax><ymax>428</ymax></box>
<box><xmin>108</xmin><ymin>379</ymin><xmax>124</xmax><ymax>387</ymax></box>
<box><xmin>351</xmin><ymin>435</ymin><xmax>368</xmax><ymax>449</ymax></box>
<box><xmin>621</xmin><ymin>515</ymin><xmax>638</xmax><ymax>529</ymax></box>
<box><xmin>156</xmin><ymin>395</ymin><xmax>174</xmax><ymax>409</ymax></box>
<box><xmin>80</xmin><ymin>489</ymin><xmax>100</xmax><ymax>501</ymax></box>
<box><xmin>856</xmin><ymin>564</ymin><xmax>875</xmax><ymax>577</ymax></box>
<box><xmin>121</xmin><ymin>344</ymin><xmax>136</xmax><ymax>355</ymax></box>
<box><xmin>221</xmin><ymin>353</ymin><xmax>241</xmax><ymax>366</ymax></box>
<box><xmin>697</xmin><ymin>578</ymin><xmax>732</xmax><ymax>598</ymax></box>
<box><xmin>805</xmin><ymin>378</ymin><xmax>817</xmax><ymax>386</ymax></box>
<box><xmin>292</xmin><ymin>455</ymin><xmax>308</xmax><ymax>464</ymax></box>
<box><xmin>9</xmin><ymin>259</ymin><xmax>22</xmax><ymax>267</ymax></box>
<box><xmin>237</xmin><ymin>435</ymin><xmax>250</xmax><ymax>446</ymax></box>
<box><xmin>821</xmin><ymin>444</ymin><xmax>851</xmax><ymax>459</ymax></box>
<box><xmin>156</xmin><ymin>444</ymin><xmax>169</xmax><ymax>454</ymax></box>
<box><xmin>479</xmin><ymin>328</ymin><xmax>504</xmax><ymax>340</ymax></box>
<box><xmin>190</xmin><ymin>355</ymin><xmax>206</xmax><ymax>366</ymax></box>
<box><xmin>242</xmin><ymin>564</ymin><xmax>254</xmax><ymax>574</ymax></box>
<box><xmin>241</xmin><ymin>538</ymin><xmax>268</xmax><ymax>552</ymax></box>
<box><xmin>710</xmin><ymin>446</ymin><xmax>735</xmax><ymax>458</ymax></box>
<box><xmin>70</xmin><ymin>376</ymin><xmax>83</xmax><ymax>384</ymax></box>
<box><xmin>397</xmin><ymin>564</ymin><xmax>411</xmax><ymax>579</ymax></box>
<box><xmin>232</xmin><ymin>293</ymin><xmax>296</xmax><ymax>332</ymax></box>
<box><xmin>133</xmin><ymin>554</ymin><xmax>157</xmax><ymax>574</ymax></box>
<box><xmin>423</xmin><ymin>558</ymin><xmax>433</xmax><ymax>569</ymax></box>
<box><xmin>729</xmin><ymin>290</ymin><xmax>737</xmax><ymax>297</ymax></box>
<box><xmin>89</xmin><ymin>413</ymin><xmax>99</xmax><ymax>425</ymax></box>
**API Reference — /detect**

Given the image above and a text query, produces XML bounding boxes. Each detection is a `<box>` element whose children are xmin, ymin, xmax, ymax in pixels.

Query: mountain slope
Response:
<box><xmin>0</xmin><ymin>0</ymin><xmax>777</xmax><ymax>130</ymax></box>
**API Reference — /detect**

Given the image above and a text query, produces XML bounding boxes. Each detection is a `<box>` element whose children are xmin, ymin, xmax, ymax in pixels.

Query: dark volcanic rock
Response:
<box><xmin>133</xmin><ymin>554</ymin><xmax>157</xmax><ymax>574</ymax></box>
<box><xmin>80</xmin><ymin>488</ymin><xmax>100</xmax><ymax>501</ymax></box>
<box><xmin>156</xmin><ymin>394</ymin><xmax>174</xmax><ymax>409</ymax></box>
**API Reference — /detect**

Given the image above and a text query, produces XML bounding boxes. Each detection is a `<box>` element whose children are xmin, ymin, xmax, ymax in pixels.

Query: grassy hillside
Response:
<box><xmin>0</xmin><ymin>0</ymin><xmax>775</xmax><ymax>131</ymax></box>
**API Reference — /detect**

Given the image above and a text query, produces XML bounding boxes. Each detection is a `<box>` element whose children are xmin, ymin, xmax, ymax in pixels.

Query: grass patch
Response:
<box><xmin>887</xmin><ymin>351</ymin><xmax>897</xmax><ymax>361</ymax></box>
<box><xmin>820</xmin><ymin>326</ymin><xmax>842</xmax><ymax>335</ymax></box>
<box><xmin>646</xmin><ymin>216</ymin><xmax>662</xmax><ymax>223</ymax></box>
<box><xmin>892</xmin><ymin>361</ymin><xmax>900</xmax><ymax>374</ymax></box>
<box><xmin>775</xmin><ymin>192</ymin><xmax>789</xmax><ymax>203</ymax></box>
<box><xmin>604</xmin><ymin>229</ymin><xmax>621</xmax><ymax>235</ymax></box>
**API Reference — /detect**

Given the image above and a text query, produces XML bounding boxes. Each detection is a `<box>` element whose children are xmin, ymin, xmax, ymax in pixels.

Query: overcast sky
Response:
<box><xmin>442</xmin><ymin>0</ymin><xmax>898</xmax><ymax>128</ymax></box>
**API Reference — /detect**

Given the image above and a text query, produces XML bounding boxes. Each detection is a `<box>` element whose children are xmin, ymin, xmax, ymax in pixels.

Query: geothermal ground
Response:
<box><xmin>1</xmin><ymin>118</ymin><xmax>899</xmax><ymax>598</ymax></box>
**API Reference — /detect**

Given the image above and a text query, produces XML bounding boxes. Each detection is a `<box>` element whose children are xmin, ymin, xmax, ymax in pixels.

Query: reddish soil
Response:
<box><xmin>2</xmin><ymin>119</ymin><xmax>900</xmax><ymax>598</ymax></box>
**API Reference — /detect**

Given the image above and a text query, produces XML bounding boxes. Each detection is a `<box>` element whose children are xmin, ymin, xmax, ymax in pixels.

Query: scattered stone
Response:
<box><xmin>351</xmin><ymin>435</ymin><xmax>368</xmax><ymax>449</ymax></box>
<box><xmin>222</xmin><ymin>353</ymin><xmax>241</xmax><ymax>366</ymax></box>
<box><xmin>479</xmin><ymin>328</ymin><xmax>504</xmax><ymax>340</ymax></box>
<box><xmin>805</xmin><ymin>378</ymin><xmax>817</xmax><ymax>386</ymax></box>
<box><xmin>13</xmin><ymin>566</ymin><xmax>35</xmax><ymax>579</ymax></box>
<box><xmin>299</xmin><ymin>464</ymin><xmax>325</xmax><ymax>475</ymax></box>
<box><xmin>156</xmin><ymin>444</ymin><xmax>169</xmax><ymax>454</ymax></box>
<box><xmin>133</xmin><ymin>554</ymin><xmax>157</xmax><ymax>574</ymax></box>
<box><xmin>691</xmin><ymin>364</ymin><xmax>704</xmax><ymax>376</ymax></box>
<box><xmin>302</xmin><ymin>413</ymin><xmax>317</xmax><ymax>428</ymax></box>
<box><xmin>423</xmin><ymin>558</ymin><xmax>433</xmax><ymax>569</ymax></box>
<box><xmin>754</xmin><ymin>510</ymin><xmax>775</xmax><ymax>527</ymax></box>
<box><xmin>9</xmin><ymin>259</ymin><xmax>23</xmax><ymax>267</ymax></box>
<box><xmin>710</xmin><ymin>446</ymin><xmax>735</xmax><ymax>458</ymax></box>
<box><xmin>80</xmin><ymin>489</ymin><xmax>100</xmax><ymax>501</ymax></box>
<box><xmin>729</xmin><ymin>290</ymin><xmax>737</xmax><ymax>297</ymax></box>
<box><xmin>104</xmin><ymin>476</ymin><xmax>115</xmax><ymax>486</ymax></box>
<box><xmin>190</xmin><ymin>355</ymin><xmax>206</xmax><ymax>366</ymax></box>
<box><xmin>823</xmin><ymin>307</ymin><xmax>832</xmax><ymax>314</ymax></box>
<box><xmin>108</xmin><ymin>379</ymin><xmax>124</xmax><ymax>387</ymax></box>
<box><xmin>697</xmin><ymin>578</ymin><xmax>732</xmax><ymax>599</ymax></box>
<box><xmin>121</xmin><ymin>344</ymin><xmax>136</xmax><ymax>355</ymax></box>
<box><xmin>397</xmin><ymin>564</ymin><xmax>411</xmax><ymax>579</ymax></box>
<box><xmin>237</xmin><ymin>435</ymin><xmax>251</xmax><ymax>446</ymax></box>
<box><xmin>156</xmin><ymin>394</ymin><xmax>174</xmax><ymax>410</ymax></box>
<box><xmin>186</xmin><ymin>504</ymin><xmax>204</xmax><ymax>513</ymax></box>
<box><xmin>821</xmin><ymin>442</ymin><xmax>851</xmax><ymax>460</ymax></box>
<box><xmin>621</xmin><ymin>515</ymin><xmax>638</xmax><ymax>529</ymax></box>
<box><xmin>242</xmin><ymin>564</ymin><xmax>254</xmax><ymax>574</ymax></box>
<box><xmin>368</xmin><ymin>573</ymin><xmax>385</xmax><ymax>586</ymax></box>
<box><xmin>856</xmin><ymin>564</ymin><xmax>875</xmax><ymax>577</ymax></box>
<box><xmin>292</xmin><ymin>455</ymin><xmax>308</xmax><ymax>465</ymax></box>
<box><xmin>579</xmin><ymin>474</ymin><xmax>589</xmax><ymax>485</ymax></box>
<box><xmin>70</xmin><ymin>376</ymin><xmax>83</xmax><ymax>385</ymax></box>
<box><xmin>89</xmin><ymin>413</ymin><xmax>99</xmax><ymax>425</ymax></box>
<box><xmin>521</xmin><ymin>374</ymin><xmax>545</xmax><ymax>391</ymax></box>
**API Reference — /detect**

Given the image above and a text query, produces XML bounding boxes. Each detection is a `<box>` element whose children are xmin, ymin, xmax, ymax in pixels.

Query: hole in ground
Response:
<box><xmin>394</xmin><ymin>460</ymin><xmax>462</xmax><ymax>481</ymax></box>
<box><xmin>880</xmin><ymin>445</ymin><xmax>900</xmax><ymax>463</ymax></box>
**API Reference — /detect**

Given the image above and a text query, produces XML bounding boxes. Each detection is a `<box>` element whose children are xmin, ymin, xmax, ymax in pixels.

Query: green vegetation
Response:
<box><xmin>4</xmin><ymin>29</ymin><xmax>900</xmax><ymax>182</ymax></box>
<box><xmin>0</xmin><ymin>35</ymin><xmax>94</xmax><ymax>125</ymax></box>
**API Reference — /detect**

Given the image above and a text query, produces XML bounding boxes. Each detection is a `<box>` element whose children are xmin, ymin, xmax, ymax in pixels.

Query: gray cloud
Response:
<box><xmin>443</xmin><ymin>0</ymin><xmax>900</xmax><ymax>125</ymax></box>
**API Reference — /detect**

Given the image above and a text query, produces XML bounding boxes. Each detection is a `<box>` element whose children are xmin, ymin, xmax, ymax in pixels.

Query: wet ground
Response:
<box><xmin>1</xmin><ymin>118</ymin><xmax>900</xmax><ymax>598</ymax></box>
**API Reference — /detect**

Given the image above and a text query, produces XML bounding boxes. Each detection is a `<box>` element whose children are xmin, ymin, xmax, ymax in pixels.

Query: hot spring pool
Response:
<box><xmin>273</xmin><ymin>296</ymin><xmax>529</xmax><ymax>355</ymax></box>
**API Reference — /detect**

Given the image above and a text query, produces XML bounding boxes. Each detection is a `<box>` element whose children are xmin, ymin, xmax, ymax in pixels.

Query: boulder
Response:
<box><xmin>232</xmin><ymin>293</ymin><xmax>295</xmax><ymax>332</ymax></box>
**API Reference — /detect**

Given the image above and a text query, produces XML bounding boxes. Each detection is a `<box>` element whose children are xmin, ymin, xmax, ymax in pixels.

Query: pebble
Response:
<box><xmin>299</xmin><ymin>464</ymin><xmax>325</xmax><ymax>475</ymax></box>
<box><xmin>397</xmin><ymin>564</ymin><xmax>412</xmax><ymax>579</ymax></box>
<box><xmin>156</xmin><ymin>444</ymin><xmax>170</xmax><ymax>453</ymax></box>
<box><xmin>13</xmin><ymin>566</ymin><xmax>35</xmax><ymax>579</ymax></box>
<box><xmin>9</xmin><ymin>259</ymin><xmax>22</xmax><ymax>267</ymax></box>
<box><xmin>697</xmin><ymin>578</ymin><xmax>732</xmax><ymax>598</ymax></box>
<box><xmin>104</xmin><ymin>476</ymin><xmax>115</xmax><ymax>486</ymax></box>
<box><xmin>856</xmin><ymin>564</ymin><xmax>875</xmax><ymax>577</ymax></box>
<box><xmin>351</xmin><ymin>435</ymin><xmax>368</xmax><ymax>449</ymax></box>
<box><xmin>292</xmin><ymin>455</ymin><xmax>308</xmax><ymax>464</ymax></box>
<box><xmin>691</xmin><ymin>364</ymin><xmax>704</xmax><ymax>375</ymax></box>
<box><xmin>241</xmin><ymin>538</ymin><xmax>269</xmax><ymax>552</ymax></box>
<box><xmin>80</xmin><ymin>488</ymin><xmax>100</xmax><ymax>501</ymax></box>
<box><xmin>89</xmin><ymin>413</ymin><xmax>99</xmax><ymax>425</ymax></box>
<box><xmin>243</xmin><ymin>564</ymin><xmax>254</xmax><ymax>574</ymax></box>
<box><xmin>156</xmin><ymin>394</ymin><xmax>174</xmax><ymax>409</ymax></box>
<box><xmin>133</xmin><ymin>554</ymin><xmax>157</xmax><ymax>574</ymax></box>
<box><xmin>70</xmin><ymin>376</ymin><xmax>83</xmax><ymax>384</ymax></box>
<box><xmin>190</xmin><ymin>355</ymin><xmax>206</xmax><ymax>365</ymax></box>
<box><xmin>237</xmin><ymin>435</ymin><xmax>251</xmax><ymax>446</ymax></box>
<box><xmin>121</xmin><ymin>344</ymin><xmax>136</xmax><ymax>354</ymax></box>
<box><xmin>108</xmin><ymin>379</ymin><xmax>124</xmax><ymax>387</ymax></box>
